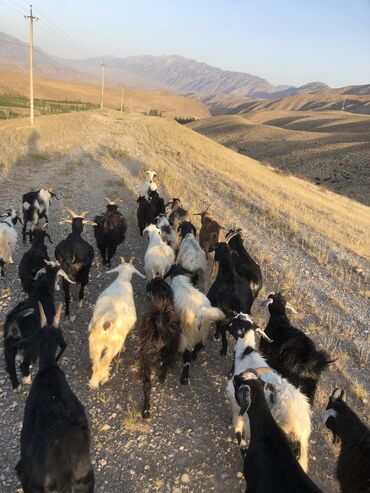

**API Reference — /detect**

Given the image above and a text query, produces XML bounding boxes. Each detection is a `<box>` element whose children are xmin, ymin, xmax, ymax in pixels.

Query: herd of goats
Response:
<box><xmin>0</xmin><ymin>168</ymin><xmax>369</xmax><ymax>492</ymax></box>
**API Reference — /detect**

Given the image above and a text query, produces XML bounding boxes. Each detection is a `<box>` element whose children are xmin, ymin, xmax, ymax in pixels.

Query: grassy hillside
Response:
<box><xmin>0</xmin><ymin>110</ymin><xmax>368</xmax><ymax>492</ymax></box>
<box><xmin>0</xmin><ymin>69</ymin><xmax>210</xmax><ymax>119</ymax></box>
<box><xmin>188</xmin><ymin>111</ymin><xmax>370</xmax><ymax>205</ymax></box>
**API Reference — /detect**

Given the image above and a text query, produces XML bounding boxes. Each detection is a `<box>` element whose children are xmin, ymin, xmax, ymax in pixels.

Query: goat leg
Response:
<box><xmin>4</xmin><ymin>340</ymin><xmax>19</xmax><ymax>389</ymax></box>
<box><xmin>220</xmin><ymin>322</ymin><xmax>228</xmax><ymax>356</ymax></box>
<box><xmin>180</xmin><ymin>349</ymin><xmax>192</xmax><ymax>385</ymax></box>
<box><xmin>142</xmin><ymin>365</ymin><xmax>152</xmax><ymax>419</ymax></box>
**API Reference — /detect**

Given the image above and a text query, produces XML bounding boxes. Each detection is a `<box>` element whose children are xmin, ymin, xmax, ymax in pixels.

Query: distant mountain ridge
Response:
<box><xmin>0</xmin><ymin>32</ymin><xmax>332</xmax><ymax>100</ymax></box>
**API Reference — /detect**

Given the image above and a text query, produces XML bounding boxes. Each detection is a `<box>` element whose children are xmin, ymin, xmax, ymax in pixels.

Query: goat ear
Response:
<box><xmin>53</xmin><ymin>304</ymin><xmax>63</xmax><ymax>328</ymax></box>
<box><xmin>59</xmin><ymin>219</ymin><xmax>72</xmax><ymax>225</ymax></box>
<box><xmin>38</xmin><ymin>302</ymin><xmax>47</xmax><ymax>328</ymax></box>
<box><xmin>120</xmin><ymin>256</ymin><xmax>125</xmax><ymax>264</ymax></box>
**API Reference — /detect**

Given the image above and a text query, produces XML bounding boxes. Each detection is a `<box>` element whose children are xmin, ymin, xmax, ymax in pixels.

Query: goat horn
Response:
<box><xmin>120</xmin><ymin>256</ymin><xmax>125</xmax><ymax>264</ymax></box>
<box><xmin>193</xmin><ymin>213</ymin><xmax>202</xmax><ymax>216</ymax></box>
<box><xmin>225</xmin><ymin>231</ymin><xmax>240</xmax><ymax>244</ymax></box>
<box><xmin>38</xmin><ymin>302</ymin><xmax>47</xmax><ymax>328</ymax></box>
<box><xmin>255</xmin><ymin>328</ymin><xmax>273</xmax><ymax>343</ymax></box>
<box><xmin>66</xmin><ymin>208</ymin><xmax>78</xmax><ymax>218</ymax></box>
<box><xmin>53</xmin><ymin>304</ymin><xmax>63</xmax><ymax>328</ymax></box>
<box><xmin>205</xmin><ymin>204</ymin><xmax>211</xmax><ymax>212</ymax></box>
<box><xmin>105</xmin><ymin>197</ymin><xmax>114</xmax><ymax>204</ymax></box>
<box><xmin>80</xmin><ymin>211</ymin><xmax>89</xmax><ymax>218</ymax></box>
<box><xmin>129</xmin><ymin>256</ymin><xmax>135</xmax><ymax>264</ymax></box>
<box><xmin>332</xmin><ymin>388</ymin><xmax>346</xmax><ymax>401</ymax></box>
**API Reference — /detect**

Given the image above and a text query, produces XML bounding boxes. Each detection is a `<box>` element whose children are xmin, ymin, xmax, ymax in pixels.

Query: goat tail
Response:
<box><xmin>22</xmin><ymin>201</ymin><xmax>31</xmax><ymax>211</ymax></box>
<box><xmin>198</xmin><ymin>306</ymin><xmax>225</xmax><ymax>323</ymax></box>
<box><xmin>299</xmin><ymin>438</ymin><xmax>309</xmax><ymax>472</ymax></box>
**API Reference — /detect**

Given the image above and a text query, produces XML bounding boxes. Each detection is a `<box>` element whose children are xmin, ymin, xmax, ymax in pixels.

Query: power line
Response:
<box><xmin>25</xmin><ymin>3</ymin><xmax>38</xmax><ymax>124</ymax></box>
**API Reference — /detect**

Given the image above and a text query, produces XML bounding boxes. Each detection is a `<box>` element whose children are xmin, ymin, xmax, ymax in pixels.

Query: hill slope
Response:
<box><xmin>0</xmin><ymin>110</ymin><xmax>369</xmax><ymax>492</ymax></box>
<box><xmin>188</xmin><ymin>111</ymin><xmax>370</xmax><ymax>204</ymax></box>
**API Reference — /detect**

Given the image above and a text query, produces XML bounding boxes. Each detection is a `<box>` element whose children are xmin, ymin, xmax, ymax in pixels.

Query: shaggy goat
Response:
<box><xmin>18</xmin><ymin>224</ymin><xmax>52</xmax><ymax>293</ymax></box>
<box><xmin>195</xmin><ymin>207</ymin><xmax>225</xmax><ymax>259</ymax></box>
<box><xmin>176</xmin><ymin>220</ymin><xmax>206</xmax><ymax>292</ymax></box>
<box><xmin>149</xmin><ymin>190</ymin><xmax>166</xmax><ymax>217</ymax></box>
<box><xmin>22</xmin><ymin>187</ymin><xmax>58</xmax><ymax>243</ymax></box>
<box><xmin>55</xmin><ymin>209</ymin><xmax>95</xmax><ymax>320</ymax></box>
<box><xmin>167</xmin><ymin>198</ymin><xmax>189</xmax><ymax>229</ymax></box>
<box><xmin>260</xmin><ymin>292</ymin><xmax>333</xmax><ymax>404</ymax></box>
<box><xmin>225</xmin><ymin>228</ymin><xmax>263</xmax><ymax>299</ymax></box>
<box><xmin>157</xmin><ymin>214</ymin><xmax>177</xmax><ymax>250</ymax></box>
<box><xmin>143</xmin><ymin>223</ymin><xmax>175</xmax><ymax>281</ymax></box>
<box><xmin>16</xmin><ymin>303</ymin><xmax>94</xmax><ymax>493</ymax></box>
<box><xmin>226</xmin><ymin>313</ymin><xmax>311</xmax><ymax>472</ymax></box>
<box><xmin>166</xmin><ymin>264</ymin><xmax>225</xmax><ymax>384</ymax></box>
<box><xmin>89</xmin><ymin>257</ymin><xmax>145</xmax><ymax>389</ymax></box>
<box><xmin>140</xmin><ymin>169</ymin><xmax>158</xmax><ymax>197</ymax></box>
<box><xmin>324</xmin><ymin>388</ymin><xmax>370</xmax><ymax>493</ymax></box>
<box><xmin>139</xmin><ymin>277</ymin><xmax>181</xmax><ymax>418</ymax></box>
<box><xmin>233</xmin><ymin>375</ymin><xmax>322</xmax><ymax>493</ymax></box>
<box><xmin>94</xmin><ymin>197</ymin><xmax>127</xmax><ymax>267</ymax></box>
<box><xmin>137</xmin><ymin>195</ymin><xmax>156</xmax><ymax>236</ymax></box>
<box><xmin>3</xmin><ymin>261</ymin><xmax>74</xmax><ymax>389</ymax></box>
<box><xmin>208</xmin><ymin>242</ymin><xmax>253</xmax><ymax>355</ymax></box>
<box><xmin>0</xmin><ymin>208</ymin><xmax>22</xmax><ymax>277</ymax></box>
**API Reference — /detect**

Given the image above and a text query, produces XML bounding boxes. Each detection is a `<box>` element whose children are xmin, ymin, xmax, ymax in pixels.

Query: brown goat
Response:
<box><xmin>195</xmin><ymin>207</ymin><xmax>225</xmax><ymax>259</ymax></box>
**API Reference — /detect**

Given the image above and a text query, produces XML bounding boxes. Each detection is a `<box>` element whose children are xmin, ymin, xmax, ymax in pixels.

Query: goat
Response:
<box><xmin>226</xmin><ymin>313</ymin><xmax>311</xmax><ymax>472</ymax></box>
<box><xmin>143</xmin><ymin>223</ymin><xmax>175</xmax><ymax>281</ymax></box>
<box><xmin>139</xmin><ymin>277</ymin><xmax>181</xmax><ymax>418</ymax></box>
<box><xmin>94</xmin><ymin>197</ymin><xmax>127</xmax><ymax>267</ymax></box>
<box><xmin>141</xmin><ymin>169</ymin><xmax>158</xmax><ymax>196</ymax></box>
<box><xmin>18</xmin><ymin>224</ymin><xmax>52</xmax><ymax>293</ymax></box>
<box><xmin>149</xmin><ymin>190</ymin><xmax>166</xmax><ymax>217</ymax></box>
<box><xmin>324</xmin><ymin>388</ymin><xmax>370</xmax><ymax>493</ymax></box>
<box><xmin>137</xmin><ymin>196</ymin><xmax>156</xmax><ymax>236</ymax></box>
<box><xmin>167</xmin><ymin>198</ymin><xmax>189</xmax><ymax>229</ymax></box>
<box><xmin>176</xmin><ymin>220</ymin><xmax>206</xmax><ymax>292</ymax></box>
<box><xmin>207</xmin><ymin>242</ymin><xmax>253</xmax><ymax>355</ymax></box>
<box><xmin>157</xmin><ymin>214</ymin><xmax>176</xmax><ymax>250</ymax></box>
<box><xmin>166</xmin><ymin>264</ymin><xmax>225</xmax><ymax>384</ymax></box>
<box><xmin>55</xmin><ymin>209</ymin><xmax>95</xmax><ymax>321</ymax></box>
<box><xmin>22</xmin><ymin>187</ymin><xmax>58</xmax><ymax>243</ymax></box>
<box><xmin>225</xmin><ymin>228</ymin><xmax>263</xmax><ymax>299</ymax></box>
<box><xmin>3</xmin><ymin>260</ymin><xmax>74</xmax><ymax>389</ymax></box>
<box><xmin>16</xmin><ymin>303</ymin><xmax>94</xmax><ymax>493</ymax></box>
<box><xmin>0</xmin><ymin>208</ymin><xmax>22</xmax><ymax>277</ymax></box>
<box><xmin>195</xmin><ymin>206</ymin><xmax>225</xmax><ymax>259</ymax></box>
<box><xmin>233</xmin><ymin>375</ymin><xmax>322</xmax><ymax>493</ymax></box>
<box><xmin>89</xmin><ymin>256</ymin><xmax>145</xmax><ymax>389</ymax></box>
<box><xmin>260</xmin><ymin>292</ymin><xmax>333</xmax><ymax>404</ymax></box>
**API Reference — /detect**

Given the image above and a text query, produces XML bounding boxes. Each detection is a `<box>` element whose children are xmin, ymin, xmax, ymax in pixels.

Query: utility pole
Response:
<box><xmin>341</xmin><ymin>95</ymin><xmax>347</xmax><ymax>111</ymax></box>
<box><xmin>100</xmin><ymin>61</ymin><xmax>106</xmax><ymax>110</ymax></box>
<box><xmin>120</xmin><ymin>85</ymin><xmax>124</xmax><ymax>112</ymax></box>
<box><xmin>25</xmin><ymin>4</ymin><xmax>38</xmax><ymax>124</ymax></box>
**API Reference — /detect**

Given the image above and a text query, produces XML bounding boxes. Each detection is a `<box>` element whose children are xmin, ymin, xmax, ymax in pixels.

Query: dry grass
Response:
<box><xmin>122</xmin><ymin>396</ymin><xmax>150</xmax><ymax>433</ymax></box>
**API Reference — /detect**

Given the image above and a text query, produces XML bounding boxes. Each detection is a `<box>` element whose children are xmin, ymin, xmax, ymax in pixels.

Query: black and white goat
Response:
<box><xmin>3</xmin><ymin>260</ymin><xmax>74</xmax><ymax>389</ymax></box>
<box><xmin>167</xmin><ymin>198</ymin><xmax>189</xmax><ymax>229</ymax></box>
<box><xmin>141</xmin><ymin>169</ymin><xmax>158</xmax><ymax>197</ymax></box>
<box><xmin>16</xmin><ymin>303</ymin><xmax>94</xmax><ymax>493</ymax></box>
<box><xmin>139</xmin><ymin>277</ymin><xmax>181</xmax><ymax>418</ymax></box>
<box><xmin>137</xmin><ymin>196</ymin><xmax>156</xmax><ymax>236</ymax></box>
<box><xmin>18</xmin><ymin>224</ymin><xmax>52</xmax><ymax>293</ymax></box>
<box><xmin>324</xmin><ymin>388</ymin><xmax>370</xmax><ymax>493</ymax></box>
<box><xmin>55</xmin><ymin>209</ymin><xmax>95</xmax><ymax>320</ymax></box>
<box><xmin>207</xmin><ymin>242</ymin><xmax>253</xmax><ymax>355</ymax></box>
<box><xmin>260</xmin><ymin>292</ymin><xmax>333</xmax><ymax>404</ymax></box>
<box><xmin>166</xmin><ymin>264</ymin><xmax>225</xmax><ymax>384</ymax></box>
<box><xmin>94</xmin><ymin>197</ymin><xmax>127</xmax><ymax>267</ymax></box>
<box><xmin>226</xmin><ymin>313</ymin><xmax>311</xmax><ymax>472</ymax></box>
<box><xmin>22</xmin><ymin>187</ymin><xmax>58</xmax><ymax>243</ymax></box>
<box><xmin>233</xmin><ymin>375</ymin><xmax>322</xmax><ymax>493</ymax></box>
<box><xmin>176</xmin><ymin>220</ymin><xmax>206</xmax><ymax>292</ymax></box>
<box><xmin>0</xmin><ymin>208</ymin><xmax>22</xmax><ymax>277</ymax></box>
<box><xmin>225</xmin><ymin>228</ymin><xmax>263</xmax><ymax>299</ymax></box>
<box><xmin>157</xmin><ymin>214</ymin><xmax>176</xmax><ymax>250</ymax></box>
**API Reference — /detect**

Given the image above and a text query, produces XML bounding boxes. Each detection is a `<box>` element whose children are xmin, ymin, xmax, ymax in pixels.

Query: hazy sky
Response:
<box><xmin>1</xmin><ymin>0</ymin><xmax>369</xmax><ymax>87</ymax></box>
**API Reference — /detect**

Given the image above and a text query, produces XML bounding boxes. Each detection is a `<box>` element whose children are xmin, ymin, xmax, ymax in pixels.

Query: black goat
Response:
<box><xmin>226</xmin><ymin>228</ymin><xmax>263</xmax><ymax>299</ymax></box>
<box><xmin>16</xmin><ymin>303</ymin><xmax>94</xmax><ymax>493</ymax></box>
<box><xmin>325</xmin><ymin>388</ymin><xmax>370</xmax><ymax>493</ymax></box>
<box><xmin>22</xmin><ymin>187</ymin><xmax>58</xmax><ymax>243</ymax></box>
<box><xmin>94</xmin><ymin>198</ymin><xmax>127</xmax><ymax>266</ymax></box>
<box><xmin>55</xmin><ymin>209</ymin><xmax>95</xmax><ymax>320</ymax></box>
<box><xmin>3</xmin><ymin>261</ymin><xmax>73</xmax><ymax>389</ymax></box>
<box><xmin>139</xmin><ymin>277</ymin><xmax>181</xmax><ymax>418</ymax></box>
<box><xmin>18</xmin><ymin>225</ymin><xmax>52</xmax><ymax>293</ymax></box>
<box><xmin>207</xmin><ymin>242</ymin><xmax>253</xmax><ymax>355</ymax></box>
<box><xmin>149</xmin><ymin>190</ymin><xmax>166</xmax><ymax>218</ymax></box>
<box><xmin>137</xmin><ymin>196</ymin><xmax>156</xmax><ymax>236</ymax></box>
<box><xmin>234</xmin><ymin>375</ymin><xmax>322</xmax><ymax>493</ymax></box>
<box><xmin>260</xmin><ymin>292</ymin><xmax>333</xmax><ymax>404</ymax></box>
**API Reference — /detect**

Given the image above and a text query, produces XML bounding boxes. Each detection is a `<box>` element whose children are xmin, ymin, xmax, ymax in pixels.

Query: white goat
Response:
<box><xmin>226</xmin><ymin>313</ymin><xmax>311</xmax><ymax>472</ymax></box>
<box><xmin>168</xmin><ymin>266</ymin><xmax>225</xmax><ymax>383</ymax></box>
<box><xmin>0</xmin><ymin>209</ymin><xmax>21</xmax><ymax>277</ymax></box>
<box><xmin>140</xmin><ymin>169</ymin><xmax>158</xmax><ymax>197</ymax></box>
<box><xmin>176</xmin><ymin>226</ymin><xmax>207</xmax><ymax>292</ymax></box>
<box><xmin>143</xmin><ymin>224</ymin><xmax>175</xmax><ymax>281</ymax></box>
<box><xmin>88</xmin><ymin>257</ymin><xmax>145</xmax><ymax>389</ymax></box>
<box><xmin>157</xmin><ymin>215</ymin><xmax>176</xmax><ymax>250</ymax></box>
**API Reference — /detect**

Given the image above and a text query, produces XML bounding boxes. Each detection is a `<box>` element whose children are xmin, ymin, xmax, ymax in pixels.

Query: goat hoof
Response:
<box><xmin>142</xmin><ymin>410</ymin><xmax>150</xmax><ymax>419</ymax></box>
<box><xmin>14</xmin><ymin>384</ymin><xmax>21</xmax><ymax>392</ymax></box>
<box><xmin>180</xmin><ymin>377</ymin><xmax>189</xmax><ymax>385</ymax></box>
<box><xmin>220</xmin><ymin>348</ymin><xmax>227</xmax><ymax>356</ymax></box>
<box><xmin>213</xmin><ymin>333</ymin><xmax>220</xmax><ymax>341</ymax></box>
<box><xmin>240</xmin><ymin>445</ymin><xmax>247</xmax><ymax>458</ymax></box>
